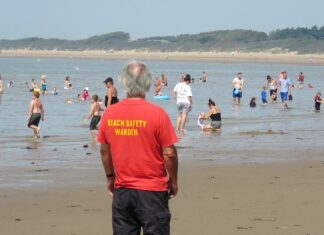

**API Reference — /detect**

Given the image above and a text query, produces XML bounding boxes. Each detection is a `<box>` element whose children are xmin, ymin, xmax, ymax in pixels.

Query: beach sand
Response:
<box><xmin>1</xmin><ymin>149</ymin><xmax>324</xmax><ymax>235</ymax></box>
<box><xmin>1</xmin><ymin>49</ymin><xmax>324</xmax><ymax>65</ymax></box>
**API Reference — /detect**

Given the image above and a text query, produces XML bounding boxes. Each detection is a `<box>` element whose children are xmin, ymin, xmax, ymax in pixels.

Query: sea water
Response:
<box><xmin>0</xmin><ymin>57</ymin><xmax>324</xmax><ymax>168</ymax></box>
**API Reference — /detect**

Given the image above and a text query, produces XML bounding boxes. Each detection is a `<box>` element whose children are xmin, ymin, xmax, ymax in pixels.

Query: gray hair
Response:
<box><xmin>119</xmin><ymin>61</ymin><xmax>152</xmax><ymax>97</ymax></box>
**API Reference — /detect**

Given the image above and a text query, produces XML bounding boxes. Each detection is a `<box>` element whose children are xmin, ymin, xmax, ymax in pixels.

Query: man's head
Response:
<box><xmin>104</xmin><ymin>77</ymin><xmax>114</xmax><ymax>87</ymax></box>
<box><xmin>237</xmin><ymin>72</ymin><xmax>242</xmax><ymax>79</ymax></box>
<box><xmin>183</xmin><ymin>74</ymin><xmax>191</xmax><ymax>84</ymax></box>
<box><xmin>282</xmin><ymin>71</ymin><xmax>288</xmax><ymax>79</ymax></box>
<box><xmin>33</xmin><ymin>91</ymin><xmax>40</xmax><ymax>99</ymax></box>
<box><xmin>119</xmin><ymin>61</ymin><xmax>152</xmax><ymax>98</ymax></box>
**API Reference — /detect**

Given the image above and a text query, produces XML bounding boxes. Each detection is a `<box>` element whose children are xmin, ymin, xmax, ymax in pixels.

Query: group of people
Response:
<box><xmin>230</xmin><ymin>71</ymin><xmax>324</xmax><ymax>111</ymax></box>
<box><xmin>3</xmin><ymin>61</ymin><xmax>324</xmax><ymax>234</ymax></box>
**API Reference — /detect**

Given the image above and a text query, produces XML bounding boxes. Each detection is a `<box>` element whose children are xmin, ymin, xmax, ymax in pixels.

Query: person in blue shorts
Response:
<box><xmin>232</xmin><ymin>72</ymin><xmax>244</xmax><ymax>105</ymax></box>
<box><xmin>278</xmin><ymin>71</ymin><xmax>292</xmax><ymax>109</ymax></box>
<box><xmin>261</xmin><ymin>86</ymin><xmax>268</xmax><ymax>104</ymax></box>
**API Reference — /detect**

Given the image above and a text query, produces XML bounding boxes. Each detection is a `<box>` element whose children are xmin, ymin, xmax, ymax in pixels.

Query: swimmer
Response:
<box><xmin>82</xmin><ymin>87</ymin><xmax>90</xmax><ymax>100</ymax></box>
<box><xmin>197</xmin><ymin>112</ymin><xmax>205</xmax><ymax>129</ymax></box>
<box><xmin>40</xmin><ymin>74</ymin><xmax>47</xmax><ymax>95</ymax></box>
<box><xmin>314</xmin><ymin>92</ymin><xmax>324</xmax><ymax>111</ymax></box>
<box><xmin>64</xmin><ymin>76</ymin><xmax>71</xmax><ymax>89</ymax></box>
<box><xmin>200</xmin><ymin>99</ymin><xmax>221</xmax><ymax>131</ymax></box>
<box><xmin>85</xmin><ymin>94</ymin><xmax>102</xmax><ymax>139</ymax></box>
<box><xmin>250</xmin><ymin>97</ymin><xmax>256</xmax><ymax>107</ymax></box>
<box><xmin>7</xmin><ymin>81</ymin><xmax>14</xmax><ymax>88</ymax></box>
<box><xmin>27</xmin><ymin>92</ymin><xmax>44</xmax><ymax>139</ymax></box>
<box><xmin>161</xmin><ymin>74</ymin><xmax>168</xmax><ymax>86</ymax></box>
<box><xmin>30</xmin><ymin>78</ymin><xmax>38</xmax><ymax>92</ymax></box>
<box><xmin>154</xmin><ymin>76</ymin><xmax>162</xmax><ymax>96</ymax></box>
<box><xmin>103</xmin><ymin>77</ymin><xmax>119</xmax><ymax>107</ymax></box>
<box><xmin>52</xmin><ymin>87</ymin><xmax>58</xmax><ymax>95</ymax></box>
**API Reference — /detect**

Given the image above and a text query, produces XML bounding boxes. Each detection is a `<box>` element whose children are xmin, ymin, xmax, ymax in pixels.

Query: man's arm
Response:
<box><xmin>28</xmin><ymin>100</ymin><xmax>34</xmax><ymax>116</ymax></box>
<box><xmin>163</xmin><ymin>145</ymin><xmax>178</xmax><ymax>199</ymax></box>
<box><xmin>100</xmin><ymin>144</ymin><xmax>115</xmax><ymax>196</ymax></box>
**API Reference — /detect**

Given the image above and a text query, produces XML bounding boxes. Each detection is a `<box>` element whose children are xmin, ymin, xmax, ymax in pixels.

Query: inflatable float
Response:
<box><xmin>153</xmin><ymin>95</ymin><xmax>170</xmax><ymax>100</ymax></box>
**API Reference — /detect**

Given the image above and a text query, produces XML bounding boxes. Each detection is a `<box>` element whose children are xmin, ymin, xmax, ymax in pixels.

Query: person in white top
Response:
<box><xmin>232</xmin><ymin>72</ymin><xmax>244</xmax><ymax>105</ymax></box>
<box><xmin>173</xmin><ymin>74</ymin><xmax>192</xmax><ymax>133</ymax></box>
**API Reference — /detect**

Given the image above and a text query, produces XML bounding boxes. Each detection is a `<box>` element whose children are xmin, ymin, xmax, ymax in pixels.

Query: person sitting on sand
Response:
<box><xmin>314</xmin><ymin>92</ymin><xmax>324</xmax><ymax>111</ymax></box>
<box><xmin>250</xmin><ymin>97</ymin><xmax>256</xmax><ymax>107</ymax></box>
<box><xmin>200</xmin><ymin>99</ymin><xmax>221</xmax><ymax>131</ymax></box>
<box><xmin>27</xmin><ymin>91</ymin><xmax>44</xmax><ymax>139</ymax></box>
<box><xmin>85</xmin><ymin>94</ymin><xmax>102</xmax><ymax>138</ymax></box>
<box><xmin>197</xmin><ymin>112</ymin><xmax>205</xmax><ymax>129</ymax></box>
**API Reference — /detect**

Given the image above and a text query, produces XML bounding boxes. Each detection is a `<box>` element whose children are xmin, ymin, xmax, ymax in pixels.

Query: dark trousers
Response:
<box><xmin>112</xmin><ymin>188</ymin><xmax>171</xmax><ymax>235</ymax></box>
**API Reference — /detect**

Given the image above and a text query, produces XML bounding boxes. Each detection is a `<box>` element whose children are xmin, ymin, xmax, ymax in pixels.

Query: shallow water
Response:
<box><xmin>1</xmin><ymin>57</ymin><xmax>324</xmax><ymax>173</ymax></box>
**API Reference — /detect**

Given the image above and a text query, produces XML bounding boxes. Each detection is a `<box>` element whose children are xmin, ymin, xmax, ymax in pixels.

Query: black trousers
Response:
<box><xmin>112</xmin><ymin>188</ymin><xmax>171</xmax><ymax>235</ymax></box>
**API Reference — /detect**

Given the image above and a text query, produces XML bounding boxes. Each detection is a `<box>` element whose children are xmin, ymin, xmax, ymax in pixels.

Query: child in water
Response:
<box><xmin>314</xmin><ymin>92</ymin><xmax>324</xmax><ymax>111</ymax></box>
<box><xmin>85</xmin><ymin>94</ymin><xmax>102</xmax><ymax>138</ymax></box>
<box><xmin>197</xmin><ymin>112</ymin><xmax>205</xmax><ymax>129</ymax></box>
<box><xmin>261</xmin><ymin>86</ymin><xmax>268</xmax><ymax>104</ymax></box>
<box><xmin>82</xmin><ymin>87</ymin><xmax>90</xmax><ymax>100</ymax></box>
<box><xmin>271</xmin><ymin>90</ymin><xmax>277</xmax><ymax>103</ymax></box>
<box><xmin>250</xmin><ymin>97</ymin><xmax>256</xmax><ymax>107</ymax></box>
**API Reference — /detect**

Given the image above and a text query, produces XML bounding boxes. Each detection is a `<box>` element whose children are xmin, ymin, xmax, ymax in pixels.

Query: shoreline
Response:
<box><xmin>1</xmin><ymin>49</ymin><xmax>324</xmax><ymax>65</ymax></box>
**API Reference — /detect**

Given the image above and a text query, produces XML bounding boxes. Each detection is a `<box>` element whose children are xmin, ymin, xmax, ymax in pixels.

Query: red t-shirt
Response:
<box><xmin>98</xmin><ymin>98</ymin><xmax>178</xmax><ymax>191</ymax></box>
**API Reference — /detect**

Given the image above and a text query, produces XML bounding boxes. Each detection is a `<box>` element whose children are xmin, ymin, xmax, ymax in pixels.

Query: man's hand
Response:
<box><xmin>107</xmin><ymin>178</ymin><xmax>115</xmax><ymax>196</ymax></box>
<box><xmin>168</xmin><ymin>180</ymin><xmax>178</xmax><ymax>199</ymax></box>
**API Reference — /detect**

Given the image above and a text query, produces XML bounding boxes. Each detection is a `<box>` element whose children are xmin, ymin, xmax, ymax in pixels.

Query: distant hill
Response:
<box><xmin>1</xmin><ymin>26</ymin><xmax>324</xmax><ymax>54</ymax></box>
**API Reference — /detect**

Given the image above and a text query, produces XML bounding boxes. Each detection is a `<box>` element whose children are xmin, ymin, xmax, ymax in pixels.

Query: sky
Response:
<box><xmin>0</xmin><ymin>0</ymin><xmax>323</xmax><ymax>40</ymax></box>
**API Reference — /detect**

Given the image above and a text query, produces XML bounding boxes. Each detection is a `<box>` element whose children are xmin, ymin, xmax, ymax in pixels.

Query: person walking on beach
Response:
<box><xmin>278</xmin><ymin>71</ymin><xmax>292</xmax><ymax>109</ymax></box>
<box><xmin>27</xmin><ymin>92</ymin><xmax>44</xmax><ymax>139</ymax></box>
<box><xmin>103</xmin><ymin>77</ymin><xmax>119</xmax><ymax>107</ymax></box>
<box><xmin>98</xmin><ymin>61</ymin><xmax>178</xmax><ymax>235</ymax></box>
<box><xmin>232</xmin><ymin>72</ymin><xmax>244</xmax><ymax>105</ymax></box>
<box><xmin>85</xmin><ymin>94</ymin><xmax>102</xmax><ymax>138</ymax></box>
<box><xmin>173</xmin><ymin>74</ymin><xmax>192</xmax><ymax>133</ymax></box>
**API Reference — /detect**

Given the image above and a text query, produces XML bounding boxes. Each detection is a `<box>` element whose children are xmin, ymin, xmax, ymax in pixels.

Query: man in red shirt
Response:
<box><xmin>98</xmin><ymin>61</ymin><xmax>178</xmax><ymax>235</ymax></box>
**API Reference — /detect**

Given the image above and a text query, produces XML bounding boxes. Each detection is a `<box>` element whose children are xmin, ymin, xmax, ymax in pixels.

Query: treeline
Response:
<box><xmin>0</xmin><ymin>26</ymin><xmax>324</xmax><ymax>54</ymax></box>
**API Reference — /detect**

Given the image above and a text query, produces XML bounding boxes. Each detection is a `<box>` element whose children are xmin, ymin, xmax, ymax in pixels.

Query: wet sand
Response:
<box><xmin>1</xmin><ymin>49</ymin><xmax>324</xmax><ymax>65</ymax></box>
<box><xmin>1</xmin><ymin>148</ymin><xmax>324</xmax><ymax>235</ymax></box>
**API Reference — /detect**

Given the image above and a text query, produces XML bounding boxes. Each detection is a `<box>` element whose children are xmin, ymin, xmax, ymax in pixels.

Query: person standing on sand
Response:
<box><xmin>173</xmin><ymin>74</ymin><xmax>192</xmax><ymax>133</ymax></box>
<box><xmin>278</xmin><ymin>71</ymin><xmax>292</xmax><ymax>109</ymax></box>
<box><xmin>103</xmin><ymin>77</ymin><xmax>119</xmax><ymax>107</ymax></box>
<box><xmin>27</xmin><ymin>92</ymin><xmax>44</xmax><ymax>139</ymax></box>
<box><xmin>98</xmin><ymin>61</ymin><xmax>178</xmax><ymax>235</ymax></box>
<box><xmin>232</xmin><ymin>72</ymin><xmax>244</xmax><ymax>105</ymax></box>
<box><xmin>85</xmin><ymin>94</ymin><xmax>102</xmax><ymax>138</ymax></box>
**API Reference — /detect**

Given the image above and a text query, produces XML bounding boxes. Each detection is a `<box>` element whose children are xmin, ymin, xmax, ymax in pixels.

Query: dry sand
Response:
<box><xmin>1</xmin><ymin>49</ymin><xmax>324</xmax><ymax>65</ymax></box>
<box><xmin>1</xmin><ymin>155</ymin><xmax>324</xmax><ymax>235</ymax></box>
